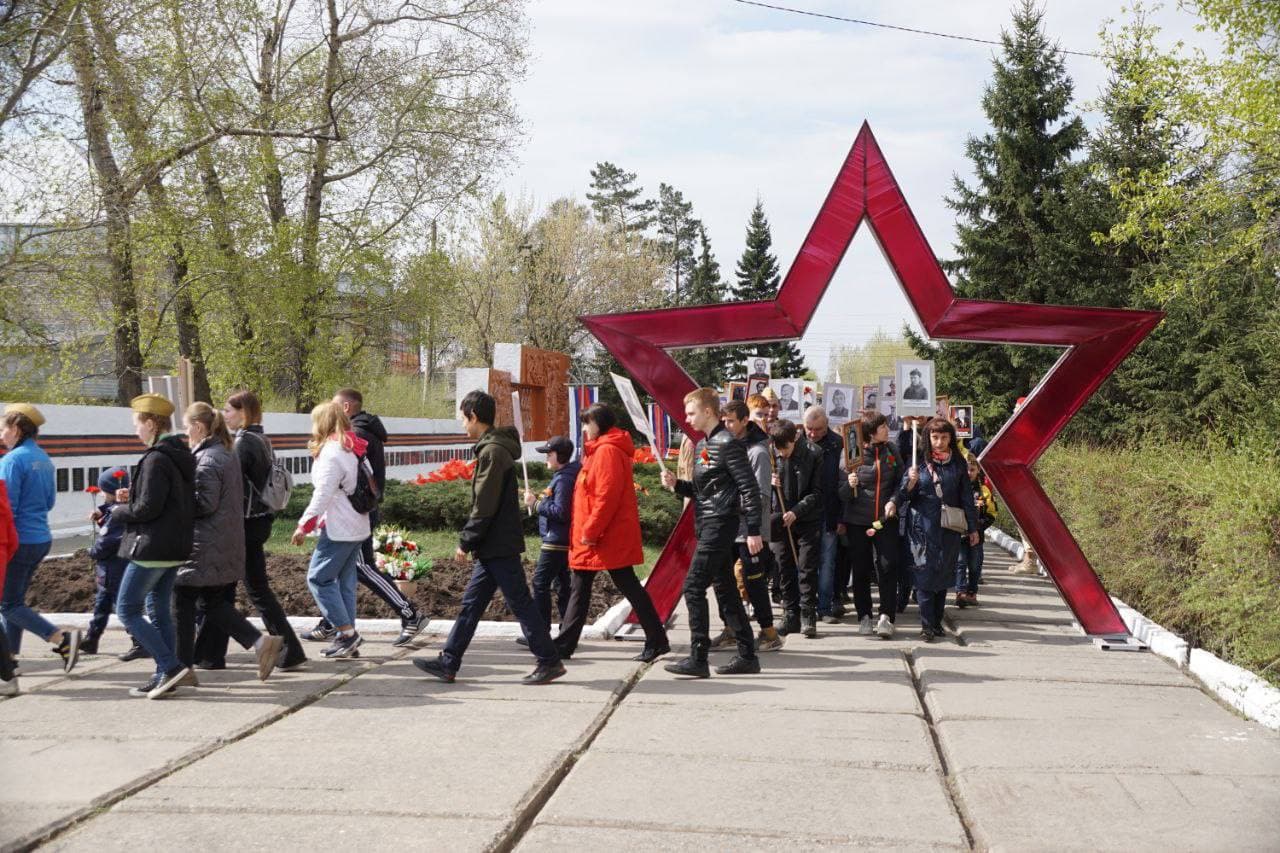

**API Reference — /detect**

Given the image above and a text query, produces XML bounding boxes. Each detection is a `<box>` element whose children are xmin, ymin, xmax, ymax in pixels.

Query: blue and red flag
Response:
<box><xmin>649</xmin><ymin>402</ymin><xmax>672</xmax><ymax>458</ymax></box>
<box><xmin>567</xmin><ymin>385</ymin><xmax>599</xmax><ymax>454</ymax></box>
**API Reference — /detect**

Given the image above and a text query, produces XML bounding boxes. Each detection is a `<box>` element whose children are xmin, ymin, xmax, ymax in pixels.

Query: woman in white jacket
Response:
<box><xmin>291</xmin><ymin>402</ymin><xmax>371</xmax><ymax>659</ymax></box>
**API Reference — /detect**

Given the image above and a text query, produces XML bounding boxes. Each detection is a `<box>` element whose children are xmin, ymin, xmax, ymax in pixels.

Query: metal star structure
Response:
<box><xmin>581</xmin><ymin>123</ymin><xmax>1162</xmax><ymax>637</ymax></box>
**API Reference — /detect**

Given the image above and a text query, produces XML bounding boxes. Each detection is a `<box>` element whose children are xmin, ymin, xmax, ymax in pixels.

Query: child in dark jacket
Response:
<box><xmin>84</xmin><ymin>469</ymin><xmax>131</xmax><ymax>654</ymax></box>
<box><xmin>955</xmin><ymin>457</ymin><xmax>996</xmax><ymax>607</ymax></box>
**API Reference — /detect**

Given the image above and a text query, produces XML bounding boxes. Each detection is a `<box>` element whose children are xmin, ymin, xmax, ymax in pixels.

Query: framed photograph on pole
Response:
<box><xmin>950</xmin><ymin>405</ymin><xmax>974</xmax><ymax>438</ymax></box>
<box><xmin>745</xmin><ymin>357</ymin><xmax>771</xmax><ymax>385</ymax></box>
<box><xmin>729</xmin><ymin>381</ymin><xmax>748</xmax><ymax>402</ymax></box>
<box><xmin>770</xmin><ymin>378</ymin><xmax>803</xmax><ymax>415</ymax></box>
<box><xmin>824</xmin><ymin>383</ymin><xmax>855</xmax><ymax>425</ymax></box>
<box><xmin>896</xmin><ymin>359</ymin><xmax>935</xmax><ymax>413</ymax></box>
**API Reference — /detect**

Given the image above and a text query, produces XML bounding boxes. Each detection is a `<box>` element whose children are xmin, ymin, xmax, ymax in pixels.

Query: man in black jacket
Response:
<box><xmin>659</xmin><ymin>388</ymin><xmax>763</xmax><ymax>677</ymax></box>
<box><xmin>303</xmin><ymin>389</ymin><xmax>428</xmax><ymax>648</ymax></box>
<box><xmin>414</xmin><ymin>391</ymin><xmax>564</xmax><ymax>685</ymax></box>
<box><xmin>770</xmin><ymin>419</ymin><xmax>825</xmax><ymax>638</ymax></box>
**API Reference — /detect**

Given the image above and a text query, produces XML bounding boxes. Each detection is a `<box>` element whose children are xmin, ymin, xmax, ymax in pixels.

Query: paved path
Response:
<box><xmin>3</xmin><ymin>549</ymin><xmax>1278</xmax><ymax>851</ymax></box>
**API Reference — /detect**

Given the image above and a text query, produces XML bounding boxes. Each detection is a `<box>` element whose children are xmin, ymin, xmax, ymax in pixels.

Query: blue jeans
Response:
<box><xmin>307</xmin><ymin>532</ymin><xmax>361</xmax><ymax>629</ymax></box>
<box><xmin>117</xmin><ymin>563</ymin><xmax>180</xmax><ymax>675</ymax></box>
<box><xmin>955</xmin><ymin>540</ymin><xmax>985</xmax><ymax>594</ymax></box>
<box><xmin>89</xmin><ymin>558</ymin><xmax>129</xmax><ymax>638</ymax></box>
<box><xmin>1</xmin><ymin>541</ymin><xmax>56</xmax><ymax>653</ymax></box>
<box><xmin>816</xmin><ymin>530</ymin><xmax>839</xmax><ymax>616</ymax></box>
<box><xmin>442</xmin><ymin>554</ymin><xmax>559</xmax><ymax>673</ymax></box>
<box><xmin>531</xmin><ymin>548</ymin><xmax>571</xmax><ymax>629</ymax></box>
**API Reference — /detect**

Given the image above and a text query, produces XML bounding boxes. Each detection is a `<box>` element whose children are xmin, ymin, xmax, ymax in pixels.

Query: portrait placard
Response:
<box><xmin>950</xmin><ymin>405</ymin><xmax>974</xmax><ymax>439</ymax></box>
<box><xmin>824</xmin><ymin>383</ymin><xmax>855</xmax><ymax>425</ymax></box>
<box><xmin>770</xmin><ymin>378</ymin><xmax>804</xmax><ymax>416</ymax></box>
<box><xmin>745</xmin><ymin>357</ymin><xmax>772</xmax><ymax>385</ymax></box>
<box><xmin>729</xmin><ymin>381</ymin><xmax>748</xmax><ymax>402</ymax></box>
<box><xmin>896</xmin><ymin>359</ymin><xmax>935</xmax><ymax>412</ymax></box>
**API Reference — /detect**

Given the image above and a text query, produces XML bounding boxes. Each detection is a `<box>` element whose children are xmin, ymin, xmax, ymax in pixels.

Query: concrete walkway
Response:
<box><xmin>2</xmin><ymin>549</ymin><xmax>1278</xmax><ymax>851</ymax></box>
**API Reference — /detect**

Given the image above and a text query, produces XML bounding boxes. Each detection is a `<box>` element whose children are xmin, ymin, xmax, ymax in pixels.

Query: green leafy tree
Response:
<box><xmin>655</xmin><ymin>182</ymin><xmax>700</xmax><ymax>304</ymax></box>
<box><xmin>677</xmin><ymin>225</ymin><xmax>733</xmax><ymax>387</ymax></box>
<box><xmin>729</xmin><ymin>200</ymin><xmax>806</xmax><ymax>378</ymax></box>
<box><xmin>587</xmin><ymin>162</ymin><xmax>656</xmax><ymax>245</ymax></box>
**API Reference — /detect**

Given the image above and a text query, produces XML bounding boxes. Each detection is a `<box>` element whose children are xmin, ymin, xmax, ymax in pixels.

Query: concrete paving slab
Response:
<box><xmin>535</xmin><ymin>750</ymin><xmax>967</xmax><ymax>848</ymax></box>
<box><xmin>937</xmin><ymin>717</ymin><xmax>1280</xmax><ymax>776</ymax></box>
<box><xmin>0</xmin><ymin>737</ymin><xmax>197</xmax><ymax>807</ymax></box>
<box><xmin>954</xmin><ymin>624</ymin><xmax>1090</xmax><ymax>648</ymax></box>
<box><xmin>588</xmin><ymin>703</ymin><xmax>937</xmax><ymax>770</ymax></box>
<box><xmin>956</xmin><ymin>769</ymin><xmax>1280</xmax><ymax>852</ymax></box>
<box><xmin>339</xmin><ymin>646</ymin><xmax>640</xmax><ymax>704</ymax></box>
<box><xmin>0</xmin><ymin>804</ymin><xmax>84</xmax><ymax>851</ymax></box>
<box><xmin>116</xmin><ymin>692</ymin><xmax>603</xmax><ymax>820</ymax></box>
<box><xmin>925</xmin><ymin>679</ymin><xmax>1220</xmax><ymax>723</ymax></box>
<box><xmin>518</xmin><ymin>821</ymin><xmax>966</xmax><ymax>852</ymax></box>
<box><xmin>627</xmin><ymin>646</ymin><xmax>919</xmax><ymax>713</ymax></box>
<box><xmin>913</xmin><ymin>645</ymin><xmax>1191</xmax><ymax>687</ymax></box>
<box><xmin>46</xmin><ymin>811</ymin><xmax>507</xmax><ymax>852</ymax></box>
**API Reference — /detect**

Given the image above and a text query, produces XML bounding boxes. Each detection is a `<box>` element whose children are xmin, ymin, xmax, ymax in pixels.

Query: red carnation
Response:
<box><xmin>85</xmin><ymin>485</ymin><xmax>101</xmax><ymax>495</ymax></box>
<box><xmin>112</xmin><ymin>468</ymin><xmax>126</xmax><ymax>479</ymax></box>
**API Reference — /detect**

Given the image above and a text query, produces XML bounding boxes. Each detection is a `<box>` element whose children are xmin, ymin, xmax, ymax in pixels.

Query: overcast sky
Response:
<box><xmin>502</xmin><ymin>0</ymin><xmax>1219</xmax><ymax>378</ymax></box>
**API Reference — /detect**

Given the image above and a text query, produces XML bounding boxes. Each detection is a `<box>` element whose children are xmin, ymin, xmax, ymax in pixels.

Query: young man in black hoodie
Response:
<box><xmin>302</xmin><ymin>388</ymin><xmax>428</xmax><ymax>647</ymax></box>
<box><xmin>414</xmin><ymin>391</ymin><xmax>564</xmax><ymax>685</ymax></box>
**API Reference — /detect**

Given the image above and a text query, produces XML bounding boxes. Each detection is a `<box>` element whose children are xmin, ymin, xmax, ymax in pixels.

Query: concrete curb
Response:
<box><xmin>985</xmin><ymin>526</ymin><xmax>1280</xmax><ymax>731</ymax></box>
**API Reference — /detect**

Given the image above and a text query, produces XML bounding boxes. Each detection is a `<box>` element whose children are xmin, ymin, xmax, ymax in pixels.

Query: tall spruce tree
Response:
<box><xmin>909</xmin><ymin>1</ymin><xmax>1086</xmax><ymax>428</ymax></box>
<box><xmin>655</xmin><ymin>182</ymin><xmax>701</xmax><ymax>305</ymax></box>
<box><xmin>730</xmin><ymin>200</ymin><xmax>806</xmax><ymax>378</ymax></box>
<box><xmin>587</xmin><ymin>162</ymin><xmax>655</xmax><ymax>244</ymax></box>
<box><xmin>677</xmin><ymin>225</ymin><xmax>733</xmax><ymax>386</ymax></box>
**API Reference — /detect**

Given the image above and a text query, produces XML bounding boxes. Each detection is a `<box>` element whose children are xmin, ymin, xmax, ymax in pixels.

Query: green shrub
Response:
<box><xmin>278</xmin><ymin>460</ymin><xmax>684</xmax><ymax>547</ymax></box>
<box><xmin>1033</xmin><ymin>438</ymin><xmax>1280</xmax><ymax>687</ymax></box>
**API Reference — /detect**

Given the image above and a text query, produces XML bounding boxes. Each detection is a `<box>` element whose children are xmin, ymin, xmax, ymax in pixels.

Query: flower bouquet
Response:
<box><xmin>372</xmin><ymin>526</ymin><xmax>433</xmax><ymax>594</ymax></box>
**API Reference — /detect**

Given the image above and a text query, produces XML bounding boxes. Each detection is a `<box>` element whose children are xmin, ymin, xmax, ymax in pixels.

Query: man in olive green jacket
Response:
<box><xmin>414</xmin><ymin>390</ymin><xmax>565</xmax><ymax>685</ymax></box>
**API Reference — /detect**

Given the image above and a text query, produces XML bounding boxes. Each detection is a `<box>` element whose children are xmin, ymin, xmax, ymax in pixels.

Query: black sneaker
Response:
<box><xmin>129</xmin><ymin>674</ymin><xmax>161</xmax><ymax>697</ymax></box>
<box><xmin>632</xmin><ymin>642</ymin><xmax>671</xmax><ymax>663</ymax></box>
<box><xmin>194</xmin><ymin>659</ymin><xmax>226</xmax><ymax>671</ymax></box>
<box><xmin>663</xmin><ymin>656</ymin><xmax>710</xmax><ymax>678</ymax></box>
<box><xmin>54</xmin><ymin>630</ymin><xmax>81</xmax><ymax>673</ymax></box>
<box><xmin>414</xmin><ymin>656</ymin><xmax>456</xmax><ymax>683</ymax></box>
<box><xmin>393</xmin><ymin>610</ymin><xmax>429</xmax><ymax>648</ymax></box>
<box><xmin>322</xmin><ymin>632</ymin><xmax>363</xmax><ymax>658</ymax></box>
<box><xmin>522</xmin><ymin>662</ymin><xmax>566</xmax><ymax>685</ymax></box>
<box><xmin>277</xmin><ymin>647</ymin><xmax>308</xmax><ymax>672</ymax></box>
<box><xmin>148</xmin><ymin>666</ymin><xmax>190</xmax><ymax>699</ymax></box>
<box><xmin>715</xmin><ymin>655</ymin><xmax>761</xmax><ymax>675</ymax></box>
<box><xmin>515</xmin><ymin>635</ymin><xmax>529</xmax><ymax>647</ymax></box>
<box><xmin>802</xmin><ymin>620</ymin><xmax>818</xmax><ymax>638</ymax></box>
<box><xmin>80</xmin><ymin>633</ymin><xmax>101</xmax><ymax>655</ymax></box>
<box><xmin>919</xmin><ymin>628</ymin><xmax>936</xmax><ymax>644</ymax></box>
<box><xmin>303</xmin><ymin>619</ymin><xmax>336</xmax><ymax>642</ymax></box>
<box><xmin>119</xmin><ymin>642</ymin><xmax>150</xmax><ymax>662</ymax></box>
<box><xmin>0</xmin><ymin>652</ymin><xmax>15</xmax><ymax>682</ymax></box>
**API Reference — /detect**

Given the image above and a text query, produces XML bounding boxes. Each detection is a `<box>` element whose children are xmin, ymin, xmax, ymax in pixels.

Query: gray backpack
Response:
<box><xmin>247</xmin><ymin>432</ymin><xmax>293</xmax><ymax>514</ymax></box>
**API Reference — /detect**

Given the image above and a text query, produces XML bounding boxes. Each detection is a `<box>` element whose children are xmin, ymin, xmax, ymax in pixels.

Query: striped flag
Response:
<box><xmin>648</xmin><ymin>402</ymin><xmax>671</xmax><ymax>458</ymax></box>
<box><xmin>567</xmin><ymin>385</ymin><xmax>599</xmax><ymax>454</ymax></box>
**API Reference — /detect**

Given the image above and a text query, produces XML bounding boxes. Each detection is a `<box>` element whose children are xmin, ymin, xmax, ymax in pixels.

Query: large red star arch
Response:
<box><xmin>581</xmin><ymin>123</ymin><xmax>1161</xmax><ymax>637</ymax></box>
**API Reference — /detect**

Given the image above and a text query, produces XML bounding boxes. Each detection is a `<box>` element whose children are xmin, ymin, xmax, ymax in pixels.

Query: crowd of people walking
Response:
<box><xmin>0</xmin><ymin>381</ymin><xmax>995</xmax><ymax>696</ymax></box>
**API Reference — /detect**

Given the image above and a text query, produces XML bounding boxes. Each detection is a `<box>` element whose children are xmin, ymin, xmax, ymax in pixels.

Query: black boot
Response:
<box><xmin>633</xmin><ymin>642</ymin><xmax>671</xmax><ymax>663</ymax></box>
<box><xmin>118</xmin><ymin>640</ymin><xmax>150</xmax><ymax>662</ymax></box>
<box><xmin>664</xmin><ymin>655</ymin><xmax>710</xmax><ymax>678</ymax></box>
<box><xmin>80</xmin><ymin>632</ymin><xmax>101</xmax><ymax>655</ymax></box>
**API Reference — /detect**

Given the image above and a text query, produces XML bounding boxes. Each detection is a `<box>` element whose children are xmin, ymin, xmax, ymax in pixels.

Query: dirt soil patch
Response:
<box><xmin>29</xmin><ymin>552</ymin><xmax>621</xmax><ymax>623</ymax></box>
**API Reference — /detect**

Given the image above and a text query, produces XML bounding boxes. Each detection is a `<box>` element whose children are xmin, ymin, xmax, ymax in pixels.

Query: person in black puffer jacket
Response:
<box><xmin>768</xmin><ymin>419</ymin><xmax>824</xmax><ymax>638</ymax></box>
<box><xmin>839</xmin><ymin>412</ymin><xmax>905</xmax><ymax>639</ymax></box>
<box><xmin>660</xmin><ymin>388</ymin><xmax>764</xmax><ymax>678</ymax></box>
<box><xmin>112</xmin><ymin>393</ymin><xmax>196</xmax><ymax>699</ymax></box>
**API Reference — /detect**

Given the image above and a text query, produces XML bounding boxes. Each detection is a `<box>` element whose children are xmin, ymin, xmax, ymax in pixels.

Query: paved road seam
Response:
<box><xmin>905</xmin><ymin>650</ymin><xmax>977</xmax><ymax>851</ymax></box>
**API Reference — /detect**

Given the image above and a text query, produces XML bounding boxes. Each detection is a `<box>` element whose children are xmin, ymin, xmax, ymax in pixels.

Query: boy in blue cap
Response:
<box><xmin>84</xmin><ymin>468</ymin><xmax>132</xmax><ymax>655</ymax></box>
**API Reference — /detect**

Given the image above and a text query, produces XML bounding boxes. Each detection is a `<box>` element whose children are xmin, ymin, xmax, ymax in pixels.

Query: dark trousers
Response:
<box><xmin>955</xmin><ymin>540</ymin><xmax>984</xmax><ymax>594</ymax></box>
<box><xmin>197</xmin><ymin>515</ymin><xmax>304</xmax><ymax>666</ymax></box>
<box><xmin>441</xmin><ymin>554</ymin><xmax>559</xmax><ymax>673</ymax></box>
<box><xmin>736</xmin><ymin>542</ymin><xmax>774</xmax><ymax>628</ymax></box>
<box><xmin>897</xmin><ymin>519</ymin><xmax>915</xmax><ymax>612</ymax></box>
<box><xmin>532</xmin><ymin>548</ymin><xmax>572</xmax><ymax>629</ymax></box>
<box><xmin>848</xmin><ymin>525</ymin><xmax>901</xmax><ymax>622</ymax></box>
<box><xmin>557</xmin><ymin>566</ymin><xmax>667</xmax><ymax>655</ymax></box>
<box><xmin>684</xmin><ymin>518</ymin><xmax>755</xmax><ymax>660</ymax></box>
<box><xmin>88</xmin><ymin>558</ymin><xmax>128</xmax><ymax>638</ymax></box>
<box><xmin>357</xmin><ymin>507</ymin><xmax>414</xmax><ymax>620</ymax></box>
<box><xmin>772</xmin><ymin>523</ymin><xmax>821</xmax><ymax>621</ymax></box>
<box><xmin>176</xmin><ymin>584</ymin><xmax>262</xmax><ymax>668</ymax></box>
<box><xmin>916</xmin><ymin>585</ymin><xmax>947</xmax><ymax>632</ymax></box>
<box><xmin>834</xmin><ymin>537</ymin><xmax>851</xmax><ymax>600</ymax></box>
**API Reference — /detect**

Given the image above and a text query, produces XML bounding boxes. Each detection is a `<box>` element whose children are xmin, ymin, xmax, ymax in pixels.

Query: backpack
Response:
<box><xmin>247</xmin><ymin>432</ymin><xmax>293</xmax><ymax>515</ymax></box>
<box><xmin>347</xmin><ymin>448</ymin><xmax>380</xmax><ymax>514</ymax></box>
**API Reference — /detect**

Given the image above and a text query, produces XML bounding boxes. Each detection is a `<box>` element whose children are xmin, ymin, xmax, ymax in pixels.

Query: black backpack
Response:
<box><xmin>347</xmin><ymin>450</ymin><xmax>380</xmax><ymax>514</ymax></box>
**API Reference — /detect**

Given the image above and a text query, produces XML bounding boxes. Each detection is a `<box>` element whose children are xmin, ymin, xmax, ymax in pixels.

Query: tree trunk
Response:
<box><xmin>69</xmin><ymin>16</ymin><xmax>143</xmax><ymax>404</ymax></box>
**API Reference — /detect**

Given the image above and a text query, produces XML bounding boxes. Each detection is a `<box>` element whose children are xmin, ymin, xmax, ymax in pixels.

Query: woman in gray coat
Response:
<box><xmin>174</xmin><ymin>403</ymin><xmax>283</xmax><ymax>681</ymax></box>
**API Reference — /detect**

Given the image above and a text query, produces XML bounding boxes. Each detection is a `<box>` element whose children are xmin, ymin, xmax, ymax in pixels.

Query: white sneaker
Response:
<box><xmin>857</xmin><ymin>616</ymin><xmax>874</xmax><ymax>635</ymax></box>
<box><xmin>875</xmin><ymin>614</ymin><xmax>894</xmax><ymax>639</ymax></box>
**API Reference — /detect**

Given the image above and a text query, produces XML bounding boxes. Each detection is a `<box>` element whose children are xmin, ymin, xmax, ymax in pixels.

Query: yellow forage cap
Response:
<box><xmin>3</xmin><ymin>403</ymin><xmax>46</xmax><ymax>427</ymax></box>
<box><xmin>130</xmin><ymin>393</ymin><xmax>175</xmax><ymax>417</ymax></box>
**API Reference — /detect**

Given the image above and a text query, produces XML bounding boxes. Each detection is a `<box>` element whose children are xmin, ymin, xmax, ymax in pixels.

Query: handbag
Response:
<box><xmin>929</xmin><ymin>463</ymin><xmax>968</xmax><ymax>533</ymax></box>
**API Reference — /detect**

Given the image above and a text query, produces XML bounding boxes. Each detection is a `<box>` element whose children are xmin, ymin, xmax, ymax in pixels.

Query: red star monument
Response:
<box><xmin>581</xmin><ymin>123</ymin><xmax>1162</xmax><ymax>637</ymax></box>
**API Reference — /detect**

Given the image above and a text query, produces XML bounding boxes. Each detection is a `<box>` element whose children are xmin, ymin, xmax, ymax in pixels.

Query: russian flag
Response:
<box><xmin>567</xmin><ymin>385</ymin><xmax>599</xmax><ymax>454</ymax></box>
<box><xmin>649</xmin><ymin>402</ymin><xmax>672</xmax><ymax>458</ymax></box>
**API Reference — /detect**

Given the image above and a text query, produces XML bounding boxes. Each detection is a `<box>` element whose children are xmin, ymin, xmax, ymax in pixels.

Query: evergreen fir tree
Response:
<box><xmin>729</xmin><ymin>201</ymin><xmax>806</xmax><ymax>378</ymax></box>
<box><xmin>909</xmin><ymin>0</ymin><xmax>1085</xmax><ymax>427</ymax></box>
<box><xmin>586</xmin><ymin>162</ymin><xmax>655</xmax><ymax>242</ymax></box>
<box><xmin>655</xmin><ymin>182</ymin><xmax>700</xmax><ymax>305</ymax></box>
<box><xmin>677</xmin><ymin>225</ymin><xmax>733</xmax><ymax>386</ymax></box>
